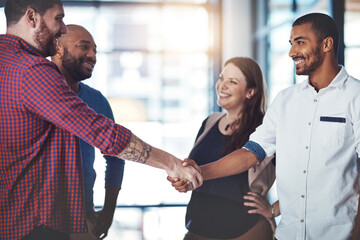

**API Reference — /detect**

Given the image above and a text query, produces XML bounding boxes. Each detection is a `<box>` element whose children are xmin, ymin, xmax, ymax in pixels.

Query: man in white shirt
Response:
<box><xmin>176</xmin><ymin>13</ymin><xmax>360</xmax><ymax>240</ymax></box>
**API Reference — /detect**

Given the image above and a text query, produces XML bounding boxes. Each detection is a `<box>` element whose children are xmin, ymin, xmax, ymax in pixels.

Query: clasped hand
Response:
<box><xmin>167</xmin><ymin>158</ymin><xmax>200</xmax><ymax>193</ymax></box>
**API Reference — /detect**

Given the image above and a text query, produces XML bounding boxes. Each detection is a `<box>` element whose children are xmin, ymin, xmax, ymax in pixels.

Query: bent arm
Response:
<box><xmin>200</xmin><ymin>148</ymin><xmax>259</xmax><ymax>180</ymax></box>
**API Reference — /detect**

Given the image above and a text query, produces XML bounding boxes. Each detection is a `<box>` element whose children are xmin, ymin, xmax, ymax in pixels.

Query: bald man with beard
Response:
<box><xmin>52</xmin><ymin>24</ymin><xmax>121</xmax><ymax>240</ymax></box>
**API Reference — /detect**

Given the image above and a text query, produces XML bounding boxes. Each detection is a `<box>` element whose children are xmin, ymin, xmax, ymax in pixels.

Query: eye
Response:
<box><xmin>229</xmin><ymin>78</ymin><xmax>238</xmax><ymax>84</ymax></box>
<box><xmin>77</xmin><ymin>44</ymin><xmax>90</xmax><ymax>51</ymax></box>
<box><xmin>55</xmin><ymin>16</ymin><xmax>64</xmax><ymax>23</ymax></box>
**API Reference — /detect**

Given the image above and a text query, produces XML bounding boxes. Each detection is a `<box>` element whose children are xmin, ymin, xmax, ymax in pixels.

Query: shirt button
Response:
<box><xmin>308</xmin><ymin>122</ymin><xmax>311</xmax><ymax>125</ymax></box>
<box><xmin>301</xmin><ymin>194</ymin><xmax>305</xmax><ymax>198</ymax></box>
<box><xmin>300</xmin><ymin>219</ymin><xmax>304</xmax><ymax>223</ymax></box>
<box><xmin>314</xmin><ymin>99</ymin><xmax>318</xmax><ymax>102</ymax></box>
<box><xmin>303</xmin><ymin>170</ymin><xmax>306</xmax><ymax>173</ymax></box>
<box><xmin>305</xmin><ymin>146</ymin><xmax>309</xmax><ymax>149</ymax></box>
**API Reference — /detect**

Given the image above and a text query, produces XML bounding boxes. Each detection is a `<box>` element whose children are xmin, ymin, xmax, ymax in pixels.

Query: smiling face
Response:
<box><xmin>216</xmin><ymin>63</ymin><xmax>253</xmax><ymax>114</ymax></box>
<box><xmin>288</xmin><ymin>23</ymin><xmax>324</xmax><ymax>76</ymax></box>
<box><xmin>33</xmin><ymin>4</ymin><xmax>67</xmax><ymax>57</ymax></box>
<box><xmin>60</xmin><ymin>26</ymin><xmax>97</xmax><ymax>81</ymax></box>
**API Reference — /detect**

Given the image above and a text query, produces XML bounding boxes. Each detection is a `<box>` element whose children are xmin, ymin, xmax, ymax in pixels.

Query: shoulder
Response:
<box><xmin>345</xmin><ymin>75</ymin><xmax>360</xmax><ymax>89</ymax></box>
<box><xmin>79</xmin><ymin>82</ymin><xmax>108</xmax><ymax>102</ymax></box>
<box><xmin>79</xmin><ymin>82</ymin><xmax>102</xmax><ymax>95</ymax></box>
<box><xmin>78</xmin><ymin>83</ymin><xmax>113</xmax><ymax>116</ymax></box>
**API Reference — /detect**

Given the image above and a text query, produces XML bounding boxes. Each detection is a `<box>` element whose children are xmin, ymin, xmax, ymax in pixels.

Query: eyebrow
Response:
<box><xmin>289</xmin><ymin>36</ymin><xmax>306</xmax><ymax>43</ymax></box>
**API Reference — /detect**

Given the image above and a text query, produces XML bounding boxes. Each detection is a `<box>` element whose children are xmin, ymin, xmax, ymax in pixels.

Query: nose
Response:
<box><xmin>86</xmin><ymin>49</ymin><xmax>97</xmax><ymax>63</ymax></box>
<box><xmin>60</xmin><ymin>21</ymin><xmax>67</xmax><ymax>35</ymax></box>
<box><xmin>220</xmin><ymin>79</ymin><xmax>229</xmax><ymax>90</ymax></box>
<box><xmin>289</xmin><ymin>44</ymin><xmax>296</xmax><ymax>58</ymax></box>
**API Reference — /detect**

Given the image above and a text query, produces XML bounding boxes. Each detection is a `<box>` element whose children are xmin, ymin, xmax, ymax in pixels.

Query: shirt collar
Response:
<box><xmin>299</xmin><ymin>66</ymin><xmax>348</xmax><ymax>90</ymax></box>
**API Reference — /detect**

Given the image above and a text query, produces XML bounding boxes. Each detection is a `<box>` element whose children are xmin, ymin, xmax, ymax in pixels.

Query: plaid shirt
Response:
<box><xmin>0</xmin><ymin>34</ymin><xmax>131</xmax><ymax>240</ymax></box>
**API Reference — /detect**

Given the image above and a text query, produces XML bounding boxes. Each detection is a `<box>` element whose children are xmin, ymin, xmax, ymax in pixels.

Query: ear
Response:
<box><xmin>55</xmin><ymin>43</ymin><xmax>64</xmax><ymax>59</ymax></box>
<box><xmin>246</xmin><ymin>88</ymin><xmax>255</xmax><ymax>99</ymax></box>
<box><xmin>25</xmin><ymin>8</ymin><xmax>38</xmax><ymax>28</ymax></box>
<box><xmin>322</xmin><ymin>37</ymin><xmax>334</xmax><ymax>54</ymax></box>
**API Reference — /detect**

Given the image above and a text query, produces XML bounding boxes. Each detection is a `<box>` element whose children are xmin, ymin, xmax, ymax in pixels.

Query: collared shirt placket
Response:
<box><xmin>298</xmin><ymin>91</ymin><xmax>319</xmax><ymax>240</ymax></box>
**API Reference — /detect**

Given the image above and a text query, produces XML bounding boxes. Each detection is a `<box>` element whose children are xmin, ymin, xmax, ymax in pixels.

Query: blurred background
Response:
<box><xmin>1</xmin><ymin>0</ymin><xmax>359</xmax><ymax>239</ymax></box>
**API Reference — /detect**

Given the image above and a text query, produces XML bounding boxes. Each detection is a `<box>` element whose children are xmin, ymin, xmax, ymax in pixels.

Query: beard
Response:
<box><xmin>296</xmin><ymin>44</ymin><xmax>323</xmax><ymax>75</ymax></box>
<box><xmin>62</xmin><ymin>48</ymin><xmax>93</xmax><ymax>81</ymax></box>
<box><xmin>34</xmin><ymin>20</ymin><xmax>58</xmax><ymax>57</ymax></box>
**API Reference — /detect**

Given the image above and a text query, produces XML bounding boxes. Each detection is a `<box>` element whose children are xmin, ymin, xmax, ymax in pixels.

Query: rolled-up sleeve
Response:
<box><xmin>243</xmin><ymin>93</ymin><xmax>281</xmax><ymax>160</ymax></box>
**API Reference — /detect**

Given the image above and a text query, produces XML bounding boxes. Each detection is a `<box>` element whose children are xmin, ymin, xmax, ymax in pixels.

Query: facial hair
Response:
<box><xmin>62</xmin><ymin>48</ymin><xmax>93</xmax><ymax>81</ymax></box>
<box><xmin>34</xmin><ymin>20</ymin><xmax>58</xmax><ymax>57</ymax></box>
<box><xmin>296</xmin><ymin>44</ymin><xmax>323</xmax><ymax>75</ymax></box>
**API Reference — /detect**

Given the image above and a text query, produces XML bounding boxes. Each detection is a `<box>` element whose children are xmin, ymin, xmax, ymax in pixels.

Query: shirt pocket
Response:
<box><xmin>318</xmin><ymin>114</ymin><xmax>346</xmax><ymax>148</ymax></box>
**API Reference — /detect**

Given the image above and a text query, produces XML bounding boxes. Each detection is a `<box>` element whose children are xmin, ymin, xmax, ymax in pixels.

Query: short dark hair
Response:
<box><xmin>5</xmin><ymin>0</ymin><xmax>63</xmax><ymax>27</ymax></box>
<box><xmin>292</xmin><ymin>13</ymin><xmax>339</xmax><ymax>56</ymax></box>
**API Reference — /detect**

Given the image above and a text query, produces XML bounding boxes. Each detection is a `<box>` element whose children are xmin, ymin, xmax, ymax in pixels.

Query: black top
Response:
<box><xmin>186</xmin><ymin>118</ymin><xmax>259</xmax><ymax>239</ymax></box>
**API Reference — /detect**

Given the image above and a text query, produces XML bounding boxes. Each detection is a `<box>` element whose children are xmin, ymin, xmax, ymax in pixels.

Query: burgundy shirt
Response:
<box><xmin>0</xmin><ymin>34</ymin><xmax>131</xmax><ymax>240</ymax></box>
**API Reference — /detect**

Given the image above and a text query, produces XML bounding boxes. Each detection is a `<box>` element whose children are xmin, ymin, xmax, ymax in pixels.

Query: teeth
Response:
<box><xmin>84</xmin><ymin>62</ymin><xmax>94</xmax><ymax>68</ymax></box>
<box><xmin>219</xmin><ymin>92</ymin><xmax>230</xmax><ymax>97</ymax></box>
<box><xmin>295</xmin><ymin>59</ymin><xmax>304</xmax><ymax>65</ymax></box>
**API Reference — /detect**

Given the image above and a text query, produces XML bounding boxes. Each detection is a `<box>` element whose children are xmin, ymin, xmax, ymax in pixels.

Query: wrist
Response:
<box><xmin>165</xmin><ymin>157</ymin><xmax>179</xmax><ymax>176</ymax></box>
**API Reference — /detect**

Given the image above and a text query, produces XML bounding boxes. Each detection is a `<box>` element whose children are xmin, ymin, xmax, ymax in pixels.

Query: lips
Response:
<box><xmin>82</xmin><ymin>61</ymin><xmax>95</xmax><ymax>71</ymax></box>
<box><xmin>293</xmin><ymin>57</ymin><xmax>305</xmax><ymax>66</ymax></box>
<box><xmin>218</xmin><ymin>91</ymin><xmax>231</xmax><ymax>98</ymax></box>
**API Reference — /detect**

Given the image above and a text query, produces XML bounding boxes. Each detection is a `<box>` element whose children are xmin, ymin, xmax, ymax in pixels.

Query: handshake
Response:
<box><xmin>166</xmin><ymin>158</ymin><xmax>202</xmax><ymax>193</ymax></box>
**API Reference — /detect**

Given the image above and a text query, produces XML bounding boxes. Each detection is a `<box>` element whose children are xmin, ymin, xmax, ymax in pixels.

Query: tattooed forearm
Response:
<box><xmin>117</xmin><ymin>134</ymin><xmax>152</xmax><ymax>163</ymax></box>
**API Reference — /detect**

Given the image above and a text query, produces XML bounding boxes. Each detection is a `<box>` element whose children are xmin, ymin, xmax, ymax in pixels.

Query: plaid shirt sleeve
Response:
<box><xmin>21</xmin><ymin>61</ymin><xmax>131</xmax><ymax>155</ymax></box>
<box><xmin>0</xmin><ymin>35</ymin><xmax>131</xmax><ymax>240</ymax></box>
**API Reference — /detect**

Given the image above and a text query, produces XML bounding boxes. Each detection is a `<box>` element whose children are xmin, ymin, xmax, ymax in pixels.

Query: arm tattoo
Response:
<box><xmin>118</xmin><ymin>134</ymin><xmax>152</xmax><ymax>164</ymax></box>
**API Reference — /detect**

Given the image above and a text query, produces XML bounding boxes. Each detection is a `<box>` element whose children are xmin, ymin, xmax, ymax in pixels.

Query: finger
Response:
<box><xmin>246</xmin><ymin>192</ymin><xmax>260</xmax><ymax>197</ymax></box>
<box><xmin>171</xmin><ymin>179</ymin><xmax>187</xmax><ymax>187</ymax></box>
<box><xmin>188</xmin><ymin>160</ymin><xmax>201</xmax><ymax>173</ymax></box>
<box><xmin>248</xmin><ymin>209</ymin><xmax>260</xmax><ymax>214</ymax></box>
<box><xmin>175</xmin><ymin>185</ymin><xmax>189</xmax><ymax>192</ymax></box>
<box><xmin>243</xmin><ymin>195</ymin><xmax>261</xmax><ymax>204</ymax></box>
<box><xmin>174</xmin><ymin>181</ymin><xmax>190</xmax><ymax>192</ymax></box>
<box><xmin>182</xmin><ymin>158</ymin><xmax>191</xmax><ymax>167</ymax></box>
<box><xmin>189</xmin><ymin>169</ymin><xmax>203</xmax><ymax>189</ymax></box>
<box><xmin>243</xmin><ymin>201</ymin><xmax>262</xmax><ymax>208</ymax></box>
<box><xmin>167</xmin><ymin>176</ymin><xmax>178</xmax><ymax>183</ymax></box>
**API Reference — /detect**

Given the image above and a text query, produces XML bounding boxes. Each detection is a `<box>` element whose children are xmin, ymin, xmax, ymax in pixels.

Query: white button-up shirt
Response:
<box><xmin>248</xmin><ymin>67</ymin><xmax>360</xmax><ymax>240</ymax></box>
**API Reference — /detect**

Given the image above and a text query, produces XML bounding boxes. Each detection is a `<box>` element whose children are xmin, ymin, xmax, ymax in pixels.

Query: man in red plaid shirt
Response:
<box><xmin>0</xmin><ymin>0</ymin><xmax>202</xmax><ymax>239</ymax></box>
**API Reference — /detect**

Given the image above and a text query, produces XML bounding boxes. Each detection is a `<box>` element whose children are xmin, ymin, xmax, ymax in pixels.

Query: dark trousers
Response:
<box><xmin>21</xmin><ymin>225</ymin><xmax>70</xmax><ymax>240</ymax></box>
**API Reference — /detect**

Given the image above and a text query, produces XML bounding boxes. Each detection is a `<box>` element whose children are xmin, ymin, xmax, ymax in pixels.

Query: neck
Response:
<box><xmin>225</xmin><ymin>108</ymin><xmax>241</xmax><ymax>122</ymax></box>
<box><xmin>224</xmin><ymin>110</ymin><xmax>241</xmax><ymax>130</ymax></box>
<box><xmin>61</xmin><ymin>68</ymin><xmax>80</xmax><ymax>93</ymax></box>
<box><xmin>309</xmin><ymin>57</ymin><xmax>340</xmax><ymax>92</ymax></box>
<box><xmin>7</xmin><ymin>25</ymin><xmax>39</xmax><ymax>53</ymax></box>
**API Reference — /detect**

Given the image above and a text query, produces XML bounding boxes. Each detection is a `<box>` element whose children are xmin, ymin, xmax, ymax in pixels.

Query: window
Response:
<box><xmin>61</xmin><ymin>1</ymin><xmax>216</xmax><ymax>239</ymax></box>
<box><xmin>345</xmin><ymin>0</ymin><xmax>360</xmax><ymax>79</ymax></box>
<box><xmin>255</xmin><ymin>0</ymin><xmax>329</xmax><ymax>102</ymax></box>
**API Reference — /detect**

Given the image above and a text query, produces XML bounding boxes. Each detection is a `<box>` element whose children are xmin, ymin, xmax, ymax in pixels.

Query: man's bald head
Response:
<box><xmin>58</xmin><ymin>24</ymin><xmax>92</xmax><ymax>46</ymax></box>
<box><xmin>52</xmin><ymin>24</ymin><xmax>97</xmax><ymax>90</ymax></box>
